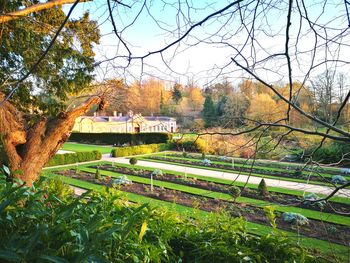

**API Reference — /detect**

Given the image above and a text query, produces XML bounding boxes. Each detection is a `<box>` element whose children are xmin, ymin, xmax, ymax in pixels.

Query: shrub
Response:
<box><xmin>293</xmin><ymin>167</ymin><xmax>302</xmax><ymax>177</ymax></box>
<box><xmin>95</xmin><ymin>169</ymin><xmax>101</xmax><ymax>180</ymax></box>
<box><xmin>0</xmin><ymin>179</ymin><xmax>323</xmax><ymax>262</ymax></box>
<box><xmin>202</xmin><ymin>158</ymin><xmax>211</xmax><ymax>166</ymax></box>
<box><xmin>46</xmin><ymin>150</ymin><xmax>102</xmax><ymax>166</ymax></box>
<box><xmin>113</xmin><ymin>175</ymin><xmax>132</xmax><ymax>185</ymax></box>
<box><xmin>282</xmin><ymin>212</ymin><xmax>309</xmax><ymax>226</ymax></box>
<box><xmin>129</xmin><ymin>157</ymin><xmax>138</xmax><ymax>165</ymax></box>
<box><xmin>170</xmin><ymin>138</ymin><xmax>207</xmax><ymax>153</ymax></box>
<box><xmin>228</xmin><ymin>186</ymin><xmax>241</xmax><ymax>202</ymax></box>
<box><xmin>331</xmin><ymin>175</ymin><xmax>347</xmax><ymax>185</ymax></box>
<box><xmin>182</xmin><ymin>151</ymin><xmax>187</xmax><ymax>158</ymax></box>
<box><xmin>111</xmin><ymin>143</ymin><xmax>170</xmax><ymax>157</ymax></box>
<box><xmin>152</xmin><ymin>169</ymin><xmax>163</xmax><ymax>177</ymax></box>
<box><xmin>69</xmin><ymin>132</ymin><xmax>172</xmax><ymax>145</ymax></box>
<box><xmin>258</xmin><ymin>179</ymin><xmax>269</xmax><ymax>197</ymax></box>
<box><xmin>201</xmin><ymin>152</ymin><xmax>206</xmax><ymax>159</ymax></box>
<box><xmin>302</xmin><ymin>193</ymin><xmax>326</xmax><ymax>209</ymax></box>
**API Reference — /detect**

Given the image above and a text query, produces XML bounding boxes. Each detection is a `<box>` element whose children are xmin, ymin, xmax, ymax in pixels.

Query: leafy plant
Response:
<box><xmin>202</xmin><ymin>158</ymin><xmax>211</xmax><ymax>166</ymax></box>
<box><xmin>258</xmin><ymin>179</ymin><xmax>269</xmax><ymax>197</ymax></box>
<box><xmin>228</xmin><ymin>186</ymin><xmax>241</xmax><ymax>202</ymax></box>
<box><xmin>113</xmin><ymin>175</ymin><xmax>132</xmax><ymax>185</ymax></box>
<box><xmin>129</xmin><ymin>157</ymin><xmax>138</xmax><ymax>165</ymax></box>
<box><xmin>302</xmin><ymin>193</ymin><xmax>326</xmax><ymax>209</ymax></box>
<box><xmin>263</xmin><ymin>206</ymin><xmax>277</xmax><ymax>229</ymax></box>
<box><xmin>282</xmin><ymin>212</ymin><xmax>309</xmax><ymax>226</ymax></box>
<box><xmin>201</xmin><ymin>152</ymin><xmax>206</xmax><ymax>159</ymax></box>
<box><xmin>152</xmin><ymin>169</ymin><xmax>163</xmax><ymax>177</ymax></box>
<box><xmin>331</xmin><ymin>175</ymin><xmax>347</xmax><ymax>185</ymax></box>
<box><xmin>182</xmin><ymin>151</ymin><xmax>187</xmax><ymax>158</ymax></box>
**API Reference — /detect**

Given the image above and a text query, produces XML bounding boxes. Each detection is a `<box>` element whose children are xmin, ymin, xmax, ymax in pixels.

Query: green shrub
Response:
<box><xmin>95</xmin><ymin>169</ymin><xmax>101</xmax><ymax>179</ymax></box>
<box><xmin>170</xmin><ymin>138</ymin><xmax>207</xmax><ymax>153</ymax></box>
<box><xmin>201</xmin><ymin>152</ymin><xmax>206</xmax><ymax>159</ymax></box>
<box><xmin>111</xmin><ymin>143</ymin><xmax>170</xmax><ymax>157</ymax></box>
<box><xmin>258</xmin><ymin>179</ymin><xmax>269</xmax><ymax>197</ymax></box>
<box><xmin>69</xmin><ymin>132</ymin><xmax>172</xmax><ymax>145</ymax></box>
<box><xmin>182</xmin><ymin>151</ymin><xmax>187</xmax><ymax>158</ymax></box>
<box><xmin>129</xmin><ymin>157</ymin><xmax>138</xmax><ymax>165</ymax></box>
<box><xmin>0</xmin><ymin>180</ymin><xmax>318</xmax><ymax>262</ymax></box>
<box><xmin>46</xmin><ymin>150</ymin><xmax>102</xmax><ymax>166</ymax></box>
<box><xmin>228</xmin><ymin>186</ymin><xmax>241</xmax><ymax>202</ymax></box>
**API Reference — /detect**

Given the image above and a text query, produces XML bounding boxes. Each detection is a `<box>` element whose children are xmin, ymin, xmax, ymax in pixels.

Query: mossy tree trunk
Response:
<box><xmin>0</xmin><ymin>93</ymin><xmax>101</xmax><ymax>186</ymax></box>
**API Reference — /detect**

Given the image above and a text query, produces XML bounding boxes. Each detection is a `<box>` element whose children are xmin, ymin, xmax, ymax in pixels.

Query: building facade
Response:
<box><xmin>73</xmin><ymin>112</ymin><xmax>177</xmax><ymax>133</ymax></box>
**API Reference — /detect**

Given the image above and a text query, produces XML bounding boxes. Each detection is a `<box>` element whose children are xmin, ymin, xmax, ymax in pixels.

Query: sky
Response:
<box><xmin>63</xmin><ymin>0</ymin><xmax>350</xmax><ymax>88</ymax></box>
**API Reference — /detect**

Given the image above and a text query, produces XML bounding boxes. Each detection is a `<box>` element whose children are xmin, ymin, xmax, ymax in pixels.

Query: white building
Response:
<box><xmin>73</xmin><ymin>111</ymin><xmax>177</xmax><ymax>133</ymax></box>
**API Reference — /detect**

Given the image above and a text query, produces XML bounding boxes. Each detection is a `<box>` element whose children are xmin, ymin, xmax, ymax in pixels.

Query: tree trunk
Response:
<box><xmin>0</xmin><ymin>93</ymin><xmax>101</xmax><ymax>186</ymax></box>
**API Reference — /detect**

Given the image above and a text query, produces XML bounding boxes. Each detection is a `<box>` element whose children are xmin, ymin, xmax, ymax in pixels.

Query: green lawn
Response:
<box><xmin>42</xmin><ymin>172</ymin><xmax>350</xmax><ymax>260</ymax></box>
<box><xmin>61</xmin><ymin>142</ymin><xmax>114</xmax><ymax>154</ymax></box>
<box><xmin>139</xmin><ymin>156</ymin><xmax>337</xmax><ymax>187</ymax></box>
<box><xmin>152</xmin><ymin>153</ymin><xmax>350</xmax><ymax>180</ymax></box>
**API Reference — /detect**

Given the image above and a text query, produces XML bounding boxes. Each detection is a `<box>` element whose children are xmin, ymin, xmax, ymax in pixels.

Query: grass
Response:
<box><xmin>139</xmin><ymin>156</ymin><xmax>337</xmax><ymax>187</ymax></box>
<box><xmin>61</xmin><ymin>142</ymin><xmax>114</xmax><ymax>154</ymax></box>
<box><xmin>77</xmin><ymin>166</ymin><xmax>350</xmax><ymax>227</ymax></box>
<box><xmin>42</xmin><ymin>172</ymin><xmax>350</xmax><ymax>260</ymax></box>
<box><xmin>154</xmin><ymin>153</ymin><xmax>350</xmax><ymax>180</ymax></box>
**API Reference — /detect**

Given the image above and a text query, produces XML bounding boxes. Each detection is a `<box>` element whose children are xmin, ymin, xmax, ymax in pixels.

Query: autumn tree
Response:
<box><xmin>0</xmin><ymin>1</ymin><xmax>100</xmax><ymax>185</ymax></box>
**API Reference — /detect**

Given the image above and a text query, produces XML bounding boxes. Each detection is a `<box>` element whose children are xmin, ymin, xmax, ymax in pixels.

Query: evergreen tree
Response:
<box><xmin>172</xmin><ymin>83</ymin><xmax>183</xmax><ymax>104</ymax></box>
<box><xmin>201</xmin><ymin>96</ymin><xmax>216</xmax><ymax>127</ymax></box>
<box><xmin>258</xmin><ymin>179</ymin><xmax>269</xmax><ymax>197</ymax></box>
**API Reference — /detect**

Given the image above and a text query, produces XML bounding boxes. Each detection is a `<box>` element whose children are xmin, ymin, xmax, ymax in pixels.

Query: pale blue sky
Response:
<box><xmin>63</xmin><ymin>0</ymin><xmax>350</xmax><ymax>87</ymax></box>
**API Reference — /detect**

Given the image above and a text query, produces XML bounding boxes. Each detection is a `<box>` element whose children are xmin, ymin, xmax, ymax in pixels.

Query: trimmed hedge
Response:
<box><xmin>69</xmin><ymin>132</ymin><xmax>172</xmax><ymax>145</ymax></box>
<box><xmin>169</xmin><ymin>138</ymin><xmax>207</xmax><ymax>153</ymax></box>
<box><xmin>46</xmin><ymin>150</ymin><xmax>102</xmax><ymax>166</ymax></box>
<box><xmin>111</xmin><ymin>143</ymin><xmax>170</xmax><ymax>157</ymax></box>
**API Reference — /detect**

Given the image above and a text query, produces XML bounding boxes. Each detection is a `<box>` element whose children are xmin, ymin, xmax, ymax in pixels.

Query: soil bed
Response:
<box><xmin>55</xmin><ymin>169</ymin><xmax>350</xmax><ymax>246</ymax></box>
<box><xmin>90</xmin><ymin>164</ymin><xmax>350</xmax><ymax>214</ymax></box>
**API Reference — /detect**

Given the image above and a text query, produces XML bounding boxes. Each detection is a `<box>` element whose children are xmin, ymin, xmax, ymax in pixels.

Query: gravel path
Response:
<box><xmin>102</xmin><ymin>154</ymin><xmax>350</xmax><ymax>198</ymax></box>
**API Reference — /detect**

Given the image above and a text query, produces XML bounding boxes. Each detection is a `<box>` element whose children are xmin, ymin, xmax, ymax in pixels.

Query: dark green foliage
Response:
<box><xmin>310</xmin><ymin>141</ymin><xmax>350</xmax><ymax>166</ymax></box>
<box><xmin>111</xmin><ymin>143</ymin><xmax>170</xmax><ymax>157</ymax></box>
<box><xmin>69</xmin><ymin>132</ymin><xmax>172</xmax><ymax>145</ymax></box>
<box><xmin>258</xmin><ymin>179</ymin><xmax>269</xmax><ymax>197</ymax></box>
<box><xmin>294</xmin><ymin>168</ymin><xmax>303</xmax><ymax>177</ymax></box>
<box><xmin>46</xmin><ymin>150</ymin><xmax>101</xmax><ymax>166</ymax></box>
<box><xmin>129</xmin><ymin>157</ymin><xmax>138</xmax><ymax>165</ymax></box>
<box><xmin>201</xmin><ymin>152</ymin><xmax>206</xmax><ymax>159</ymax></box>
<box><xmin>172</xmin><ymin>83</ymin><xmax>183</xmax><ymax>104</ymax></box>
<box><xmin>95</xmin><ymin>169</ymin><xmax>101</xmax><ymax>179</ymax></box>
<box><xmin>0</xmin><ymin>178</ymin><xmax>320</xmax><ymax>262</ymax></box>
<box><xmin>201</xmin><ymin>96</ymin><xmax>216</xmax><ymax>127</ymax></box>
<box><xmin>0</xmin><ymin>2</ymin><xmax>100</xmax><ymax>116</ymax></box>
<box><xmin>183</xmin><ymin>151</ymin><xmax>188</xmax><ymax>158</ymax></box>
<box><xmin>228</xmin><ymin>186</ymin><xmax>241</xmax><ymax>202</ymax></box>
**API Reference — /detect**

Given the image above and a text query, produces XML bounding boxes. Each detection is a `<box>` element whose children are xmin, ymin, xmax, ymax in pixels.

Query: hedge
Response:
<box><xmin>46</xmin><ymin>150</ymin><xmax>102</xmax><ymax>166</ymax></box>
<box><xmin>169</xmin><ymin>138</ymin><xmax>207</xmax><ymax>153</ymax></box>
<box><xmin>111</xmin><ymin>143</ymin><xmax>170</xmax><ymax>157</ymax></box>
<box><xmin>69</xmin><ymin>132</ymin><xmax>172</xmax><ymax>145</ymax></box>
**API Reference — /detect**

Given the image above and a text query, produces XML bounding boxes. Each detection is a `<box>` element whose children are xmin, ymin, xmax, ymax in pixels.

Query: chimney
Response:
<box><xmin>113</xmin><ymin>111</ymin><xmax>117</xmax><ymax>117</ymax></box>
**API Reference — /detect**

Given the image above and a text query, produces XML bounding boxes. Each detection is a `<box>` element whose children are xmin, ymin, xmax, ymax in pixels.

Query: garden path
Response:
<box><xmin>102</xmin><ymin>154</ymin><xmax>350</xmax><ymax>198</ymax></box>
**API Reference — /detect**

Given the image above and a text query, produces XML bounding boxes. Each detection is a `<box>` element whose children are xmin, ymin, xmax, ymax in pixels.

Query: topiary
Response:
<box><xmin>95</xmin><ymin>169</ymin><xmax>101</xmax><ymax>180</ymax></box>
<box><xmin>182</xmin><ymin>151</ymin><xmax>187</xmax><ymax>158</ymax></box>
<box><xmin>258</xmin><ymin>179</ymin><xmax>269</xmax><ymax>197</ymax></box>
<box><xmin>201</xmin><ymin>152</ymin><xmax>206</xmax><ymax>159</ymax></box>
<box><xmin>129</xmin><ymin>157</ymin><xmax>138</xmax><ymax>165</ymax></box>
<box><xmin>228</xmin><ymin>186</ymin><xmax>241</xmax><ymax>202</ymax></box>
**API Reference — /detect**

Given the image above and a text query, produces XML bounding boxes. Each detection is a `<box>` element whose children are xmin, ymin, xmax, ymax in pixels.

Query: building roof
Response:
<box><xmin>79</xmin><ymin>115</ymin><xmax>175</xmax><ymax>123</ymax></box>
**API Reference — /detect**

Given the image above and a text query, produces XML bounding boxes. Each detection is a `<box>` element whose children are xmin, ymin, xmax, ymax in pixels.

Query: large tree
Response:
<box><xmin>0</xmin><ymin>1</ymin><xmax>100</xmax><ymax>185</ymax></box>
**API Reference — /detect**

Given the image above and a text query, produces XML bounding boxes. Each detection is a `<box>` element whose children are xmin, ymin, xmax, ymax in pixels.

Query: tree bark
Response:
<box><xmin>0</xmin><ymin>93</ymin><xmax>101</xmax><ymax>186</ymax></box>
<box><xmin>0</xmin><ymin>0</ymin><xmax>91</xmax><ymax>24</ymax></box>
